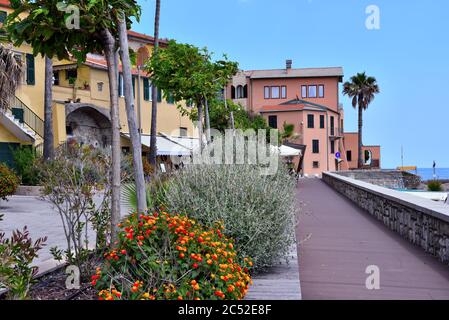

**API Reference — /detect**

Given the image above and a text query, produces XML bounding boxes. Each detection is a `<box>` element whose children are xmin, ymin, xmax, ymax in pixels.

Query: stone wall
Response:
<box><xmin>336</xmin><ymin>170</ymin><xmax>421</xmax><ymax>189</ymax></box>
<box><xmin>322</xmin><ymin>172</ymin><xmax>449</xmax><ymax>265</ymax></box>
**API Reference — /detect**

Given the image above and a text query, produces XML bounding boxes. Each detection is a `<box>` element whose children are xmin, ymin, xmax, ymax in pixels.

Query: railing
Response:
<box><xmin>7</xmin><ymin>96</ymin><xmax>44</xmax><ymax>139</ymax></box>
<box><xmin>330</xmin><ymin>127</ymin><xmax>344</xmax><ymax>137</ymax></box>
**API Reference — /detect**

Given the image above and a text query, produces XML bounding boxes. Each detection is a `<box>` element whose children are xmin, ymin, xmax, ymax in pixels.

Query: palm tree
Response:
<box><xmin>0</xmin><ymin>44</ymin><xmax>22</xmax><ymax>112</ymax></box>
<box><xmin>280</xmin><ymin>122</ymin><xmax>299</xmax><ymax>143</ymax></box>
<box><xmin>149</xmin><ymin>0</ymin><xmax>161</xmax><ymax>167</ymax></box>
<box><xmin>342</xmin><ymin>72</ymin><xmax>379</xmax><ymax>169</ymax></box>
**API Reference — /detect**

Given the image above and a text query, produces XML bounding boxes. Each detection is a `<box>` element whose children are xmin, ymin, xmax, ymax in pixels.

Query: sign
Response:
<box><xmin>335</xmin><ymin>152</ymin><xmax>341</xmax><ymax>159</ymax></box>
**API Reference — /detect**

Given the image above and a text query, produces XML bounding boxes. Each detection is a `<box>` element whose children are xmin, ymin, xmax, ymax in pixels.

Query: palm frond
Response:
<box><xmin>0</xmin><ymin>43</ymin><xmax>22</xmax><ymax>111</ymax></box>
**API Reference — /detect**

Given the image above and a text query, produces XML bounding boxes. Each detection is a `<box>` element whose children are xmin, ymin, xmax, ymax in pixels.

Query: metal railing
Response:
<box><xmin>330</xmin><ymin>127</ymin><xmax>344</xmax><ymax>137</ymax></box>
<box><xmin>7</xmin><ymin>96</ymin><xmax>44</xmax><ymax>139</ymax></box>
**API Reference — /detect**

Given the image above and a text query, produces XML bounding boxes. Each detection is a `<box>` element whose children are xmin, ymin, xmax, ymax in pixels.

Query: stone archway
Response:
<box><xmin>65</xmin><ymin>104</ymin><xmax>112</xmax><ymax>148</ymax></box>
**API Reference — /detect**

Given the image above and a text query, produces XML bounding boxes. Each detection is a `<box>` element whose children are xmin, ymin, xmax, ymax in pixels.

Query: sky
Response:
<box><xmin>132</xmin><ymin>0</ymin><xmax>449</xmax><ymax>169</ymax></box>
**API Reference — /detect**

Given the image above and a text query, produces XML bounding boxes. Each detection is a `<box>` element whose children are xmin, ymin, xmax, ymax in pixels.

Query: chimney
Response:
<box><xmin>286</xmin><ymin>59</ymin><xmax>292</xmax><ymax>71</ymax></box>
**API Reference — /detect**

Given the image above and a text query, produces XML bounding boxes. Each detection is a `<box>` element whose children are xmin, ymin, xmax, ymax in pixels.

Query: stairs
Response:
<box><xmin>3</xmin><ymin>108</ymin><xmax>39</xmax><ymax>140</ymax></box>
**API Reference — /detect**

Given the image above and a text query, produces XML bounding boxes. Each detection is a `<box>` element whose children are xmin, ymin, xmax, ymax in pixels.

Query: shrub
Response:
<box><xmin>164</xmin><ymin>163</ymin><xmax>297</xmax><ymax>271</ymax></box>
<box><xmin>0</xmin><ymin>227</ymin><xmax>46</xmax><ymax>300</ymax></box>
<box><xmin>12</xmin><ymin>146</ymin><xmax>41</xmax><ymax>186</ymax></box>
<box><xmin>93</xmin><ymin>212</ymin><xmax>253</xmax><ymax>300</ymax></box>
<box><xmin>38</xmin><ymin>144</ymin><xmax>114</xmax><ymax>271</ymax></box>
<box><xmin>0</xmin><ymin>163</ymin><xmax>19</xmax><ymax>201</ymax></box>
<box><xmin>427</xmin><ymin>180</ymin><xmax>443</xmax><ymax>192</ymax></box>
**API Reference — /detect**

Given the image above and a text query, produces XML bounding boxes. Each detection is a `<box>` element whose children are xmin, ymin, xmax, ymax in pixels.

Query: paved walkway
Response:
<box><xmin>0</xmin><ymin>196</ymin><xmax>131</xmax><ymax>264</ymax></box>
<box><xmin>296</xmin><ymin>178</ymin><xmax>449</xmax><ymax>300</ymax></box>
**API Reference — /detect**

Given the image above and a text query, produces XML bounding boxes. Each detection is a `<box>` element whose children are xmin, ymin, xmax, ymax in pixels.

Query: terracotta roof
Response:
<box><xmin>246</xmin><ymin>67</ymin><xmax>344</xmax><ymax>80</ymax></box>
<box><xmin>0</xmin><ymin>0</ymin><xmax>10</xmax><ymax>7</ymax></box>
<box><xmin>127</xmin><ymin>30</ymin><xmax>169</xmax><ymax>46</ymax></box>
<box><xmin>259</xmin><ymin>99</ymin><xmax>340</xmax><ymax>114</ymax></box>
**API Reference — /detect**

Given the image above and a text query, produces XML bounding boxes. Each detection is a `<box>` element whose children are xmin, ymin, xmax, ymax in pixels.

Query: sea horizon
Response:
<box><xmin>405</xmin><ymin>167</ymin><xmax>449</xmax><ymax>181</ymax></box>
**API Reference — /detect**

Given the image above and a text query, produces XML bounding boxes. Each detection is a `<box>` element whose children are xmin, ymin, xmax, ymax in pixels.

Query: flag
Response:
<box><xmin>433</xmin><ymin>161</ymin><xmax>436</xmax><ymax>169</ymax></box>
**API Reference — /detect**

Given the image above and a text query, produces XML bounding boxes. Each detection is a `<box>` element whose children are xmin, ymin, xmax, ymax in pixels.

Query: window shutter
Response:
<box><xmin>143</xmin><ymin>78</ymin><xmax>150</xmax><ymax>101</ymax></box>
<box><xmin>243</xmin><ymin>85</ymin><xmax>248</xmax><ymax>98</ymax></box>
<box><xmin>157</xmin><ymin>88</ymin><xmax>162</xmax><ymax>102</ymax></box>
<box><xmin>26</xmin><ymin>54</ymin><xmax>35</xmax><ymax>85</ymax></box>
<box><xmin>132</xmin><ymin>76</ymin><xmax>136</xmax><ymax>98</ymax></box>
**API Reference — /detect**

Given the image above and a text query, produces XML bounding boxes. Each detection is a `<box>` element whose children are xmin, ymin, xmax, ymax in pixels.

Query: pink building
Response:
<box><xmin>227</xmin><ymin>60</ymin><xmax>381</xmax><ymax>175</ymax></box>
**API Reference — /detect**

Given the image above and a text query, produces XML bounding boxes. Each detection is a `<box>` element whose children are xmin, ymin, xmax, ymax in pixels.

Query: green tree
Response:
<box><xmin>342</xmin><ymin>72</ymin><xmax>379</xmax><ymax>168</ymax></box>
<box><xmin>6</xmin><ymin>0</ymin><xmax>141</xmax><ymax>243</ymax></box>
<box><xmin>146</xmin><ymin>40</ymin><xmax>238</xmax><ymax>151</ymax></box>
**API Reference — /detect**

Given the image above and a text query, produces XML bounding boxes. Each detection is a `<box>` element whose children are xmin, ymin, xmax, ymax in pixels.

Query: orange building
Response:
<box><xmin>227</xmin><ymin>60</ymin><xmax>381</xmax><ymax>175</ymax></box>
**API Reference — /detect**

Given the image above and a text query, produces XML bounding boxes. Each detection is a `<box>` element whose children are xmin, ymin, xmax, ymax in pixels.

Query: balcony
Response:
<box><xmin>329</xmin><ymin>127</ymin><xmax>344</xmax><ymax>140</ymax></box>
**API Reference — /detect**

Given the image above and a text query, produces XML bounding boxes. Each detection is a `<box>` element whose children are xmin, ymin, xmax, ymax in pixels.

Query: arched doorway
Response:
<box><xmin>66</xmin><ymin>105</ymin><xmax>112</xmax><ymax>148</ymax></box>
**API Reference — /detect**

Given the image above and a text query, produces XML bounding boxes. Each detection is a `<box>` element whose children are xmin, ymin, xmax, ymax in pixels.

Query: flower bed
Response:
<box><xmin>93</xmin><ymin>212</ymin><xmax>253</xmax><ymax>300</ymax></box>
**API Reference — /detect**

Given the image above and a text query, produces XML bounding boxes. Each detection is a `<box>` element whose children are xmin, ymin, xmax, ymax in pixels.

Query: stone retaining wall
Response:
<box><xmin>336</xmin><ymin>170</ymin><xmax>421</xmax><ymax>189</ymax></box>
<box><xmin>323</xmin><ymin>172</ymin><xmax>449</xmax><ymax>265</ymax></box>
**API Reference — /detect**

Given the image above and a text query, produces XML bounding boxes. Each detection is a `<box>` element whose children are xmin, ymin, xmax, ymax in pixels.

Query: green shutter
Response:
<box><xmin>0</xmin><ymin>11</ymin><xmax>7</xmax><ymax>24</ymax></box>
<box><xmin>26</xmin><ymin>54</ymin><xmax>35</xmax><ymax>85</ymax></box>
<box><xmin>143</xmin><ymin>78</ymin><xmax>150</xmax><ymax>101</ymax></box>
<box><xmin>167</xmin><ymin>93</ymin><xmax>175</xmax><ymax>104</ymax></box>
<box><xmin>132</xmin><ymin>76</ymin><xmax>136</xmax><ymax>98</ymax></box>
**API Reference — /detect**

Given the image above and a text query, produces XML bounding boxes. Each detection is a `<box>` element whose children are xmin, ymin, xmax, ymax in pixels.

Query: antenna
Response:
<box><xmin>401</xmin><ymin>145</ymin><xmax>404</xmax><ymax>168</ymax></box>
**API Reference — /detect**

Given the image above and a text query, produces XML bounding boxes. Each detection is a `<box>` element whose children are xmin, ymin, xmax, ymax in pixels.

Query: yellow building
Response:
<box><xmin>0</xmin><ymin>2</ymin><xmax>196</xmax><ymax>167</ymax></box>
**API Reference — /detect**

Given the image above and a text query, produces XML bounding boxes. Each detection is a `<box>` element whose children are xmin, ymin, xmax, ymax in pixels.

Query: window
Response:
<box><xmin>308</xmin><ymin>85</ymin><xmax>317</xmax><ymax>98</ymax></box>
<box><xmin>281</xmin><ymin>86</ymin><xmax>287</xmax><ymax>99</ymax></box>
<box><xmin>167</xmin><ymin>92</ymin><xmax>175</xmax><ymax>104</ymax></box>
<box><xmin>271</xmin><ymin>86</ymin><xmax>280</xmax><ymax>99</ymax></box>
<box><xmin>65</xmin><ymin>69</ymin><xmax>77</xmax><ymax>80</ymax></box>
<box><xmin>312</xmin><ymin>161</ymin><xmax>319</xmax><ymax>169</ymax></box>
<box><xmin>97</xmin><ymin>82</ymin><xmax>104</xmax><ymax>92</ymax></box>
<box><xmin>330</xmin><ymin>140</ymin><xmax>335</xmax><ymax>154</ymax></box>
<box><xmin>268</xmin><ymin>115</ymin><xmax>278</xmax><ymax>129</ymax></box>
<box><xmin>26</xmin><ymin>54</ymin><xmax>35</xmax><ymax>85</ymax></box>
<box><xmin>320</xmin><ymin>115</ymin><xmax>325</xmax><ymax>129</ymax></box>
<box><xmin>231</xmin><ymin>86</ymin><xmax>236</xmax><ymax>99</ymax></box>
<box><xmin>53</xmin><ymin>71</ymin><xmax>60</xmax><ymax>86</ymax></box>
<box><xmin>0</xmin><ymin>11</ymin><xmax>7</xmax><ymax>28</ymax></box>
<box><xmin>264</xmin><ymin>86</ymin><xmax>270</xmax><ymax>99</ymax></box>
<box><xmin>143</xmin><ymin>78</ymin><xmax>151</xmax><ymax>101</ymax></box>
<box><xmin>180</xmin><ymin>127</ymin><xmax>188</xmax><ymax>137</ymax></box>
<box><xmin>318</xmin><ymin>85</ymin><xmax>324</xmax><ymax>98</ymax></box>
<box><xmin>312</xmin><ymin>140</ymin><xmax>320</xmax><ymax>154</ymax></box>
<box><xmin>157</xmin><ymin>88</ymin><xmax>162</xmax><ymax>102</ymax></box>
<box><xmin>301</xmin><ymin>85</ymin><xmax>307</xmax><ymax>98</ymax></box>
<box><xmin>243</xmin><ymin>85</ymin><xmax>248</xmax><ymax>98</ymax></box>
<box><xmin>307</xmin><ymin>114</ymin><xmax>314</xmax><ymax>128</ymax></box>
<box><xmin>346</xmin><ymin>150</ymin><xmax>352</xmax><ymax>162</ymax></box>
<box><xmin>236</xmin><ymin>85</ymin><xmax>244</xmax><ymax>99</ymax></box>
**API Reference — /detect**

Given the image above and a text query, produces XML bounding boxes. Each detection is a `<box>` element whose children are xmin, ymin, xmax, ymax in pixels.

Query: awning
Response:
<box><xmin>53</xmin><ymin>63</ymin><xmax>78</xmax><ymax>71</ymax></box>
<box><xmin>271</xmin><ymin>145</ymin><xmax>302</xmax><ymax>157</ymax></box>
<box><xmin>122</xmin><ymin>134</ymin><xmax>193</xmax><ymax>156</ymax></box>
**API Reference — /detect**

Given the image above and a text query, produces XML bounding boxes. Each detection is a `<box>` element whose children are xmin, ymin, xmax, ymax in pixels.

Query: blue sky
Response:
<box><xmin>133</xmin><ymin>0</ymin><xmax>449</xmax><ymax>168</ymax></box>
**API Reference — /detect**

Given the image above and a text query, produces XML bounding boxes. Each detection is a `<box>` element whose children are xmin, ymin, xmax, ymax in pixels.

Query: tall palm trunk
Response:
<box><xmin>43</xmin><ymin>56</ymin><xmax>54</xmax><ymax>160</ymax></box>
<box><xmin>149</xmin><ymin>0</ymin><xmax>161</xmax><ymax>167</ymax></box>
<box><xmin>101</xmin><ymin>29</ymin><xmax>121</xmax><ymax>244</ymax></box>
<box><xmin>117</xmin><ymin>18</ymin><xmax>146</xmax><ymax>213</ymax></box>
<box><xmin>358</xmin><ymin>104</ymin><xmax>363</xmax><ymax>169</ymax></box>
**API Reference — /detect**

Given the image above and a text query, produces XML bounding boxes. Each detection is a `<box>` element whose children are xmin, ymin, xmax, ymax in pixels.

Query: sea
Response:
<box><xmin>406</xmin><ymin>168</ymin><xmax>449</xmax><ymax>181</ymax></box>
